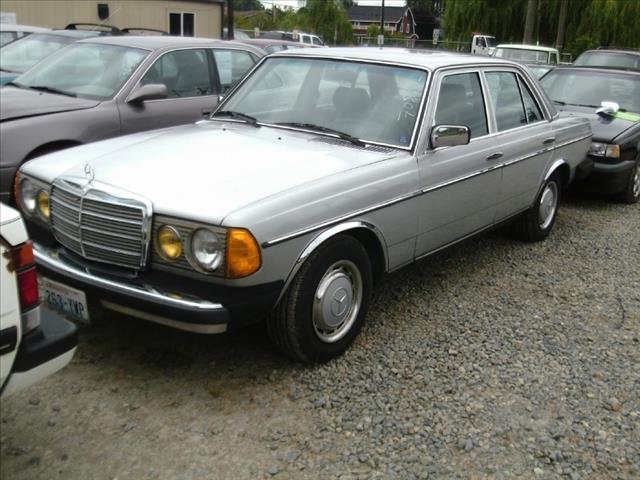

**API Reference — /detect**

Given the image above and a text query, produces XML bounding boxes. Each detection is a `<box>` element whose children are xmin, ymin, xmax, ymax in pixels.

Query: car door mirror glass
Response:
<box><xmin>430</xmin><ymin>125</ymin><xmax>470</xmax><ymax>149</ymax></box>
<box><xmin>127</xmin><ymin>83</ymin><xmax>168</xmax><ymax>103</ymax></box>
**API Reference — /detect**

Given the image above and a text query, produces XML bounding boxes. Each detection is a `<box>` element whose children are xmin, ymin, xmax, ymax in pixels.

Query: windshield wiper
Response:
<box><xmin>211</xmin><ymin>110</ymin><xmax>260</xmax><ymax>127</ymax></box>
<box><xmin>5</xmin><ymin>81</ymin><xmax>24</xmax><ymax>88</ymax></box>
<box><xmin>27</xmin><ymin>85</ymin><xmax>77</xmax><ymax>97</ymax></box>
<box><xmin>0</xmin><ymin>68</ymin><xmax>17</xmax><ymax>73</ymax></box>
<box><xmin>275</xmin><ymin>122</ymin><xmax>366</xmax><ymax>147</ymax></box>
<box><xmin>552</xmin><ymin>100</ymin><xmax>566</xmax><ymax>105</ymax></box>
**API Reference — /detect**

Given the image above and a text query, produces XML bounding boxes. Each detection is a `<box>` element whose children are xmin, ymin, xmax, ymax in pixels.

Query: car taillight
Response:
<box><xmin>10</xmin><ymin>241</ymin><xmax>39</xmax><ymax>311</ymax></box>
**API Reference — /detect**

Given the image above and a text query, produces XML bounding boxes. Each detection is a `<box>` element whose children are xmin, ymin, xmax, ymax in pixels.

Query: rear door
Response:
<box><xmin>483</xmin><ymin>68</ymin><xmax>553</xmax><ymax>221</ymax></box>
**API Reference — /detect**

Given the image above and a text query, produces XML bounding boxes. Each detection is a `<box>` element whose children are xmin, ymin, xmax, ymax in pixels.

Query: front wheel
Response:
<box><xmin>514</xmin><ymin>172</ymin><xmax>561</xmax><ymax>242</ymax></box>
<box><xmin>620</xmin><ymin>161</ymin><xmax>640</xmax><ymax>204</ymax></box>
<box><xmin>268</xmin><ymin>235</ymin><xmax>372</xmax><ymax>363</ymax></box>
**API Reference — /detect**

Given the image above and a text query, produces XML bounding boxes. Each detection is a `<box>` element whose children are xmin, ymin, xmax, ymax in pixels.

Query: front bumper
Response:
<box><xmin>574</xmin><ymin>158</ymin><xmax>636</xmax><ymax>194</ymax></box>
<box><xmin>33</xmin><ymin>243</ymin><xmax>283</xmax><ymax>334</ymax></box>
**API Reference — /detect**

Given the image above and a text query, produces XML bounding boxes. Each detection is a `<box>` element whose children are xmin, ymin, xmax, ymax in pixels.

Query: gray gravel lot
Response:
<box><xmin>1</xmin><ymin>192</ymin><xmax>638</xmax><ymax>480</ymax></box>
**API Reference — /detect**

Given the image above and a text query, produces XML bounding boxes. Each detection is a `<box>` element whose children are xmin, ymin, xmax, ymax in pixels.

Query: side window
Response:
<box><xmin>141</xmin><ymin>49</ymin><xmax>212</xmax><ymax>98</ymax></box>
<box><xmin>213</xmin><ymin>49</ymin><xmax>256</xmax><ymax>92</ymax></box>
<box><xmin>550</xmin><ymin>53</ymin><xmax>558</xmax><ymax>65</ymax></box>
<box><xmin>434</xmin><ymin>72</ymin><xmax>488</xmax><ymax>139</ymax></box>
<box><xmin>302</xmin><ymin>35</ymin><xmax>311</xmax><ymax>44</ymax></box>
<box><xmin>312</xmin><ymin>36</ymin><xmax>322</xmax><ymax>46</ymax></box>
<box><xmin>518</xmin><ymin>76</ymin><xmax>543</xmax><ymax>123</ymax></box>
<box><xmin>486</xmin><ymin>71</ymin><xmax>526</xmax><ymax>131</ymax></box>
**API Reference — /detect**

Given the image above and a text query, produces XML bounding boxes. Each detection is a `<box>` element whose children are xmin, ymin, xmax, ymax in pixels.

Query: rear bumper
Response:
<box><xmin>1</xmin><ymin>307</ymin><xmax>77</xmax><ymax>397</ymax></box>
<box><xmin>33</xmin><ymin>243</ymin><xmax>282</xmax><ymax>334</ymax></box>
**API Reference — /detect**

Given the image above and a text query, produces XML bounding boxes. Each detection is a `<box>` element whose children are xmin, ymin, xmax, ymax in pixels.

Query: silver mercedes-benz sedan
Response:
<box><xmin>16</xmin><ymin>48</ymin><xmax>591</xmax><ymax>362</ymax></box>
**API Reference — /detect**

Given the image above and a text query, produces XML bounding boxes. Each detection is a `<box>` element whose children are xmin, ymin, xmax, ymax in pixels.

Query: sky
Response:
<box><xmin>258</xmin><ymin>1</ymin><xmax>406</xmax><ymax>9</ymax></box>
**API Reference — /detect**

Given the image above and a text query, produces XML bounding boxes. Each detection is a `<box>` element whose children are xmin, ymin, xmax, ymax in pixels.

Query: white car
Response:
<box><xmin>0</xmin><ymin>203</ymin><xmax>77</xmax><ymax>397</ymax></box>
<box><xmin>0</xmin><ymin>23</ymin><xmax>50</xmax><ymax>47</ymax></box>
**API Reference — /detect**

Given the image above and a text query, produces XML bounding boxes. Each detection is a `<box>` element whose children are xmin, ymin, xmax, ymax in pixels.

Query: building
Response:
<box><xmin>0</xmin><ymin>0</ymin><xmax>224</xmax><ymax>38</ymax></box>
<box><xmin>348</xmin><ymin>5</ymin><xmax>416</xmax><ymax>38</ymax></box>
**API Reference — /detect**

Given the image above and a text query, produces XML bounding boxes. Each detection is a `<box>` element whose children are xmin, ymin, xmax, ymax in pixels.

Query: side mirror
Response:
<box><xmin>430</xmin><ymin>125</ymin><xmax>470</xmax><ymax>149</ymax></box>
<box><xmin>596</xmin><ymin>101</ymin><xmax>619</xmax><ymax>118</ymax></box>
<box><xmin>127</xmin><ymin>83</ymin><xmax>168</xmax><ymax>104</ymax></box>
<box><xmin>217</xmin><ymin>94</ymin><xmax>225</xmax><ymax>103</ymax></box>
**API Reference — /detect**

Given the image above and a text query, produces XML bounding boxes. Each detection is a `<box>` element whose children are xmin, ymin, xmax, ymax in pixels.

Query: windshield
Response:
<box><xmin>0</xmin><ymin>33</ymin><xmax>73</xmax><ymax>73</ymax></box>
<box><xmin>494</xmin><ymin>48</ymin><xmax>550</xmax><ymax>64</ymax></box>
<box><xmin>14</xmin><ymin>43</ymin><xmax>148</xmax><ymax>100</ymax></box>
<box><xmin>217</xmin><ymin>57</ymin><xmax>428</xmax><ymax>148</ymax></box>
<box><xmin>574</xmin><ymin>52</ymin><xmax>640</xmax><ymax>70</ymax></box>
<box><xmin>540</xmin><ymin>69</ymin><xmax>640</xmax><ymax>114</ymax></box>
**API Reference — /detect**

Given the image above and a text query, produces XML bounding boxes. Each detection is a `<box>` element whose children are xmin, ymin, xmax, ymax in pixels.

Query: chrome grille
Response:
<box><xmin>50</xmin><ymin>181</ymin><xmax>151</xmax><ymax>269</ymax></box>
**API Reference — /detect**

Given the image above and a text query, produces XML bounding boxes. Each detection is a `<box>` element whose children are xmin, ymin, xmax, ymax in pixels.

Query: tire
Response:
<box><xmin>268</xmin><ymin>235</ymin><xmax>372</xmax><ymax>363</ymax></box>
<box><xmin>514</xmin><ymin>172</ymin><xmax>562</xmax><ymax>242</ymax></box>
<box><xmin>620</xmin><ymin>161</ymin><xmax>640</xmax><ymax>204</ymax></box>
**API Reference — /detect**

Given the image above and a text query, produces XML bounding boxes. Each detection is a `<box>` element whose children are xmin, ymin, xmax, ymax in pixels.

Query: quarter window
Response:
<box><xmin>486</xmin><ymin>71</ymin><xmax>527</xmax><ymax>131</ymax></box>
<box><xmin>434</xmin><ymin>72</ymin><xmax>488</xmax><ymax>139</ymax></box>
<box><xmin>141</xmin><ymin>49</ymin><xmax>213</xmax><ymax>98</ymax></box>
<box><xmin>518</xmin><ymin>77</ymin><xmax>543</xmax><ymax>123</ymax></box>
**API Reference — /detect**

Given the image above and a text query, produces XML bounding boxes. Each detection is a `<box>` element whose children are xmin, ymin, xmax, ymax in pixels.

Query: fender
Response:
<box><xmin>276</xmin><ymin>221</ymin><xmax>388</xmax><ymax>304</ymax></box>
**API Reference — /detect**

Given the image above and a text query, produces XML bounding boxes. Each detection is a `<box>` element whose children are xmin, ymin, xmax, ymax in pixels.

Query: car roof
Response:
<box><xmin>27</xmin><ymin>29</ymin><xmax>102</xmax><ymax>39</ymax></box>
<box><xmin>544</xmin><ymin>65</ymin><xmax>640</xmax><ymax>76</ymax></box>
<box><xmin>76</xmin><ymin>35</ymin><xmax>264</xmax><ymax>54</ymax></box>
<box><xmin>0</xmin><ymin>23</ymin><xmax>50</xmax><ymax>33</ymax></box>
<box><xmin>496</xmin><ymin>44</ymin><xmax>558</xmax><ymax>53</ymax></box>
<box><xmin>271</xmin><ymin>46</ymin><xmax>523</xmax><ymax>70</ymax></box>
<box><xmin>581</xmin><ymin>49</ymin><xmax>640</xmax><ymax>56</ymax></box>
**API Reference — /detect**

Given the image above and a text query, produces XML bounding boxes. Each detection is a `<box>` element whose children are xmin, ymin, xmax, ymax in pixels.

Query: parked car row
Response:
<box><xmin>0</xmin><ymin>39</ymin><xmax>636</xmax><ymax>376</ymax></box>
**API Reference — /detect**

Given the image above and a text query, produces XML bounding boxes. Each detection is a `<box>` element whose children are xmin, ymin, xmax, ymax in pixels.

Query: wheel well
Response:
<box><xmin>25</xmin><ymin>140</ymin><xmax>81</xmax><ymax>160</ymax></box>
<box><xmin>342</xmin><ymin>228</ymin><xmax>386</xmax><ymax>284</ymax></box>
<box><xmin>554</xmin><ymin>162</ymin><xmax>571</xmax><ymax>186</ymax></box>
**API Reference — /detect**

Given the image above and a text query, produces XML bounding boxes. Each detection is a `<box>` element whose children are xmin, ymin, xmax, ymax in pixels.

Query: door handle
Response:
<box><xmin>543</xmin><ymin>137</ymin><xmax>556</xmax><ymax>145</ymax></box>
<box><xmin>486</xmin><ymin>152</ymin><xmax>503</xmax><ymax>160</ymax></box>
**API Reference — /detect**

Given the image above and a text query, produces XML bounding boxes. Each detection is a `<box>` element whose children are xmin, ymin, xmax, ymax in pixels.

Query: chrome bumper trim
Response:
<box><xmin>33</xmin><ymin>244</ymin><xmax>225</xmax><ymax>313</ymax></box>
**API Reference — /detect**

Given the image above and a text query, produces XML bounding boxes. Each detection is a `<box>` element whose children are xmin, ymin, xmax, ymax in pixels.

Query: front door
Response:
<box><xmin>118</xmin><ymin>48</ymin><xmax>221</xmax><ymax>134</ymax></box>
<box><xmin>415</xmin><ymin>70</ymin><xmax>502</xmax><ymax>256</ymax></box>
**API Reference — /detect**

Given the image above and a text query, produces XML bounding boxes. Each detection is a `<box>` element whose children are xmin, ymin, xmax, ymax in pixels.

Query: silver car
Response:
<box><xmin>0</xmin><ymin>36</ymin><xmax>264</xmax><ymax>203</ymax></box>
<box><xmin>16</xmin><ymin>48</ymin><xmax>591</xmax><ymax>362</ymax></box>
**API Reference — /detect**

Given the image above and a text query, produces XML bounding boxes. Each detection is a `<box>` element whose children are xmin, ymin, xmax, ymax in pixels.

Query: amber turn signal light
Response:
<box><xmin>226</xmin><ymin>228</ymin><xmax>261</xmax><ymax>278</ymax></box>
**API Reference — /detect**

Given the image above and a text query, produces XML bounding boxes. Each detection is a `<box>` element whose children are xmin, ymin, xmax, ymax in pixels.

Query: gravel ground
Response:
<box><xmin>1</xmin><ymin>192</ymin><xmax>638</xmax><ymax>480</ymax></box>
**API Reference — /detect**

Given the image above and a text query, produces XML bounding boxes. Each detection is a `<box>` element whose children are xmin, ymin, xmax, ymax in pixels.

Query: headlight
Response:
<box><xmin>19</xmin><ymin>178</ymin><xmax>38</xmax><ymax>213</ymax></box>
<box><xmin>37</xmin><ymin>190</ymin><xmax>50</xmax><ymax>220</ymax></box>
<box><xmin>190</xmin><ymin>228</ymin><xmax>223</xmax><ymax>271</ymax></box>
<box><xmin>157</xmin><ymin>225</ymin><xmax>183</xmax><ymax>261</ymax></box>
<box><xmin>588</xmin><ymin>142</ymin><xmax>606</xmax><ymax>157</ymax></box>
<box><xmin>588</xmin><ymin>142</ymin><xmax>620</xmax><ymax>159</ymax></box>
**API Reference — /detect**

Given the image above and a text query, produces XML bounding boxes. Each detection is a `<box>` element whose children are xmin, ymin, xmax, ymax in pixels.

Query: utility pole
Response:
<box><xmin>227</xmin><ymin>0</ymin><xmax>234</xmax><ymax>40</ymax></box>
<box><xmin>380</xmin><ymin>0</ymin><xmax>385</xmax><ymax>35</ymax></box>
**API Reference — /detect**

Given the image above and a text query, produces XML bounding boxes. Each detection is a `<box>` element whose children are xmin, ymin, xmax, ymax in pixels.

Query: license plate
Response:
<box><xmin>39</xmin><ymin>277</ymin><xmax>90</xmax><ymax>324</ymax></box>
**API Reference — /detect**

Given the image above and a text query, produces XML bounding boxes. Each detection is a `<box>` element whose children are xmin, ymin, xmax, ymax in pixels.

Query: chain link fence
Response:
<box><xmin>356</xmin><ymin>36</ymin><xmax>472</xmax><ymax>53</ymax></box>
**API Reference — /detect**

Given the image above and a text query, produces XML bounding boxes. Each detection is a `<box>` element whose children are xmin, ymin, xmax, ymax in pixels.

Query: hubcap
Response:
<box><xmin>632</xmin><ymin>164</ymin><xmax>640</xmax><ymax>199</ymax></box>
<box><xmin>538</xmin><ymin>181</ymin><xmax>558</xmax><ymax>230</ymax></box>
<box><xmin>312</xmin><ymin>260</ymin><xmax>362</xmax><ymax>343</ymax></box>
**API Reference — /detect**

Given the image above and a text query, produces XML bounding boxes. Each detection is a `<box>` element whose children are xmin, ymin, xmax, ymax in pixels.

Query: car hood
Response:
<box><xmin>556</xmin><ymin>105</ymin><xmax>638</xmax><ymax>143</ymax></box>
<box><xmin>21</xmin><ymin>121</ymin><xmax>400</xmax><ymax>225</ymax></box>
<box><xmin>0</xmin><ymin>86</ymin><xmax>100</xmax><ymax>121</ymax></box>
